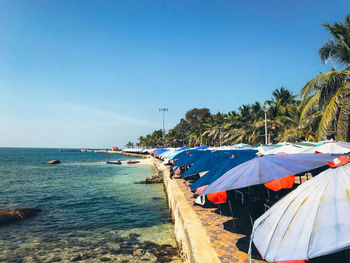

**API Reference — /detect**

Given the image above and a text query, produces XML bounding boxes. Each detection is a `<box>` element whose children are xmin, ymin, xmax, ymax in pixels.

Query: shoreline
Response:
<box><xmin>126</xmin><ymin>153</ymin><xmax>221</xmax><ymax>263</ymax></box>
<box><xmin>0</xmin><ymin>148</ymin><xmax>182</xmax><ymax>263</ymax></box>
<box><xmin>125</xmin><ymin>153</ymin><xmax>263</xmax><ymax>263</ymax></box>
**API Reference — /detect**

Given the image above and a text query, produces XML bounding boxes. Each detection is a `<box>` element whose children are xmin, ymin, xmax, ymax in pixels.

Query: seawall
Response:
<box><xmin>153</xmin><ymin>159</ymin><xmax>221</xmax><ymax>263</ymax></box>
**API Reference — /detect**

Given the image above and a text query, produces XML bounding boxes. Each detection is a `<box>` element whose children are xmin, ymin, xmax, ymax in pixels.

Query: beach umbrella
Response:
<box><xmin>178</xmin><ymin>146</ymin><xmax>191</xmax><ymax>151</ymax></box>
<box><xmin>250</xmin><ymin>160</ymin><xmax>350</xmax><ymax>262</ymax></box>
<box><xmin>194</xmin><ymin>145</ymin><xmax>209</xmax><ymax>150</ymax></box>
<box><xmin>167</xmin><ymin>148</ymin><xmax>190</xmax><ymax>159</ymax></box>
<box><xmin>172</xmin><ymin>150</ymin><xmax>210</xmax><ymax>168</ymax></box>
<box><xmin>254</xmin><ymin>145</ymin><xmax>276</xmax><ymax>155</ymax></box>
<box><xmin>264</xmin><ymin>144</ymin><xmax>307</xmax><ymax>155</ymax></box>
<box><xmin>233</xmin><ymin>143</ymin><xmax>249</xmax><ymax>148</ymax></box>
<box><xmin>190</xmin><ymin>153</ymin><xmax>257</xmax><ymax>191</ymax></box>
<box><xmin>152</xmin><ymin>148</ymin><xmax>168</xmax><ymax>156</ymax></box>
<box><xmin>183</xmin><ymin>150</ymin><xmax>257</xmax><ymax>178</ymax></box>
<box><xmin>294</xmin><ymin>142</ymin><xmax>318</xmax><ymax>147</ymax></box>
<box><xmin>201</xmin><ymin>154</ymin><xmax>344</xmax><ymax>196</ymax></box>
<box><xmin>300</xmin><ymin>141</ymin><xmax>350</xmax><ymax>154</ymax></box>
<box><xmin>316</xmin><ymin>140</ymin><xmax>332</xmax><ymax>146</ymax></box>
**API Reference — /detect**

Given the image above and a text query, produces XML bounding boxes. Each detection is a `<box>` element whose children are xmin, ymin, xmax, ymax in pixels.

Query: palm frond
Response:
<box><xmin>299</xmin><ymin>110</ymin><xmax>323</xmax><ymax>128</ymax></box>
<box><xmin>316</xmin><ymin>82</ymin><xmax>349</xmax><ymax>140</ymax></box>
<box><xmin>300</xmin><ymin>70</ymin><xmax>346</xmax><ymax>101</ymax></box>
<box><xmin>336</xmin><ymin>94</ymin><xmax>350</xmax><ymax>141</ymax></box>
<box><xmin>300</xmin><ymin>91</ymin><xmax>321</xmax><ymax>120</ymax></box>
<box><xmin>318</xmin><ymin>39</ymin><xmax>340</xmax><ymax>64</ymax></box>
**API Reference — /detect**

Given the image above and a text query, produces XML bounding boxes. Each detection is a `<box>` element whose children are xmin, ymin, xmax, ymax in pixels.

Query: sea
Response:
<box><xmin>0</xmin><ymin>148</ymin><xmax>181</xmax><ymax>263</ymax></box>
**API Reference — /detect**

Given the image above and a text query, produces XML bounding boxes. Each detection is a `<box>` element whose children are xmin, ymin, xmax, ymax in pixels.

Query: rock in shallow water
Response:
<box><xmin>0</xmin><ymin>208</ymin><xmax>42</xmax><ymax>226</ymax></box>
<box><xmin>47</xmin><ymin>160</ymin><xmax>61</xmax><ymax>164</ymax></box>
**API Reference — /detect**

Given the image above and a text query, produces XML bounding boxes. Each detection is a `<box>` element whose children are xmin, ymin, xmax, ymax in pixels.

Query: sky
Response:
<box><xmin>0</xmin><ymin>0</ymin><xmax>349</xmax><ymax>148</ymax></box>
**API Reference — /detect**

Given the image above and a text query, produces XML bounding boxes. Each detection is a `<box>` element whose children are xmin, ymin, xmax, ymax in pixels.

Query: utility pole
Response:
<box><xmin>264</xmin><ymin>108</ymin><xmax>268</xmax><ymax>145</ymax></box>
<box><xmin>159</xmin><ymin>108</ymin><xmax>168</xmax><ymax>134</ymax></box>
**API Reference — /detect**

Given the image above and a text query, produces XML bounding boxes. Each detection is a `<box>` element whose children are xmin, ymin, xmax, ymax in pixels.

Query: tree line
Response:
<box><xmin>126</xmin><ymin>15</ymin><xmax>350</xmax><ymax>149</ymax></box>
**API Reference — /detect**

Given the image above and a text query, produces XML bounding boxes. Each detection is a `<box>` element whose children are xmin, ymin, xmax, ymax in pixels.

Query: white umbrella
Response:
<box><xmin>254</xmin><ymin>145</ymin><xmax>276</xmax><ymax>155</ymax></box>
<box><xmin>300</xmin><ymin>141</ymin><xmax>350</xmax><ymax>154</ymax></box>
<box><xmin>264</xmin><ymin>144</ymin><xmax>307</xmax><ymax>155</ymax></box>
<box><xmin>250</xmin><ymin>161</ymin><xmax>350</xmax><ymax>262</ymax></box>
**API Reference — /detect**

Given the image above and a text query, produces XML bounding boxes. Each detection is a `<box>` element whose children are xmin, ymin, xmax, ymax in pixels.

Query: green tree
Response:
<box><xmin>319</xmin><ymin>15</ymin><xmax>350</xmax><ymax>65</ymax></box>
<box><xmin>185</xmin><ymin>108</ymin><xmax>211</xmax><ymax>129</ymax></box>
<box><xmin>125</xmin><ymin>141</ymin><xmax>135</xmax><ymax>148</ymax></box>
<box><xmin>300</xmin><ymin>14</ymin><xmax>350</xmax><ymax>141</ymax></box>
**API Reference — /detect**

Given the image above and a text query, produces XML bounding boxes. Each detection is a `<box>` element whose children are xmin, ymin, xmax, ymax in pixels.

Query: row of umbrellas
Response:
<box><xmin>151</xmin><ymin>141</ymin><xmax>350</xmax><ymax>160</ymax></box>
<box><xmin>150</xmin><ymin>141</ymin><xmax>350</xmax><ymax>262</ymax></box>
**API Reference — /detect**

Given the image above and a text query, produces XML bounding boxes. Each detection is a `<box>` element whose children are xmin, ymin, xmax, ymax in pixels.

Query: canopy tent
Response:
<box><xmin>183</xmin><ymin>149</ymin><xmax>257</xmax><ymax>178</ymax></box>
<box><xmin>190</xmin><ymin>152</ymin><xmax>257</xmax><ymax>191</ymax></box>
<box><xmin>250</xmin><ymin>161</ymin><xmax>350</xmax><ymax>262</ymax></box>
<box><xmin>264</xmin><ymin>144</ymin><xmax>307</xmax><ymax>155</ymax></box>
<box><xmin>172</xmin><ymin>150</ymin><xmax>211</xmax><ymax>168</ymax></box>
<box><xmin>201</xmin><ymin>154</ymin><xmax>344</xmax><ymax>196</ymax></box>
<box><xmin>300</xmin><ymin>141</ymin><xmax>350</xmax><ymax>154</ymax></box>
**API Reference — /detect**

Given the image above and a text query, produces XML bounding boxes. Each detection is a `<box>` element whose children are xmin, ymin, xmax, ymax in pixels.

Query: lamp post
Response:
<box><xmin>264</xmin><ymin>108</ymin><xmax>268</xmax><ymax>145</ymax></box>
<box><xmin>219</xmin><ymin>125</ymin><xmax>222</xmax><ymax>147</ymax></box>
<box><xmin>159</xmin><ymin>108</ymin><xmax>168</xmax><ymax>134</ymax></box>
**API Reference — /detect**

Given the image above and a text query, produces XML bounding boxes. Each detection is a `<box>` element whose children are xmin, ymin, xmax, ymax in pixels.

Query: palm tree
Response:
<box><xmin>201</xmin><ymin>113</ymin><xmax>226</xmax><ymax>146</ymax></box>
<box><xmin>318</xmin><ymin>14</ymin><xmax>350</xmax><ymax>65</ymax></box>
<box><xmin>300</xmin><ymin>15</ymin><xmax>350</xmax><ymax>141</ymax></box>
<box><xmin>125</xmin><ymin>141</ymin><xmax>135</xmax><ymax>148</ymax></box>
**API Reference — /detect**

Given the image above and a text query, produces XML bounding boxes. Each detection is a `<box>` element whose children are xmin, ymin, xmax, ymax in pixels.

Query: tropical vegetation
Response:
<box><xmin>134</xmin><ymin>15</ymin><xmax>350</xmax><ymax>148</ymax></box>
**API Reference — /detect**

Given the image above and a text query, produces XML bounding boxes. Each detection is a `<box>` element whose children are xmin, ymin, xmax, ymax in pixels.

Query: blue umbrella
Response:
<box><xmin>178</xmin><ymin>146</ymin><xmax>191</xmax><ymax>151</ymax></box>
<box><xmin>183</xmin><ymin>150</ymin><xmax>257</xmax><ymax>178</ymax></box>
<box><xmin>152</xmin><ymin>148</ymin><xmax>168</xmax><ymax>155</ymax></box>
<box><xmin>190</xmin><ymin>153</ymin><xmax>256</xmax><ymax>191</ymax></box>
<box><xmin>202</xmin><ymin>153</ymin><xmax>344</xmax><ymax>196</ymax></box>
<box><xmin>194</xmin><ymin>145</ymin><xmax>209</xmax><ymax>150</ymax></box>
<box><xmin>172</xmin><ymin>150</ymin><xmax>210</xmax><ymax>168</ymax></box>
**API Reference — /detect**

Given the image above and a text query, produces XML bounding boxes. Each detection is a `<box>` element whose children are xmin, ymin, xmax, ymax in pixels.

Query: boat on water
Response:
<box><xmin>106</xmin><ymin>160</ymin><xmax>122</xmax><ymax>165</ymax></box>
<box><xmin>127</xmin><ymin>160</ymin><xmax>140</xmax><ymax>164</ymax></box>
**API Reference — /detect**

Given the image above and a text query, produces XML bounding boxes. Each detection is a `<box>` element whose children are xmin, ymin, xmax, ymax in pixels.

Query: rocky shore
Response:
<box><xmin>1</xmin><ymin>231</ymin><xmax>180</xmax><ymax>263</ymax></box>
<box><xmin>145</xmin><ymin>170</ymin><xmax>164</xmax><ymax>184</ymax></box>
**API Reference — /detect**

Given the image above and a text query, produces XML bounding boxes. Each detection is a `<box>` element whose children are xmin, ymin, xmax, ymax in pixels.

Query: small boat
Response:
<box><xmin>127</xmin><ymin>160</ymin><xmax>140</xmax><ymax>164</ymax></box>
<box><xmin>106</xmin><ymin>160</ymin><xmax>122</xmax><ymax>165</ymax></box>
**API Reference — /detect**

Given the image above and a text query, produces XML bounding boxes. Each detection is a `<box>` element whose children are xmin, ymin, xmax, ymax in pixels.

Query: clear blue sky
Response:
<box><xmin>0</xmin><ymin>0</ymin><xmax>348</xmax><ymax>148</ymax></box>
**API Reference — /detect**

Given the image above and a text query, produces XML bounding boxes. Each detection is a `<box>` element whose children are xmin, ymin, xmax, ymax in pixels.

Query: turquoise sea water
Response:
<box><xmin>0</xmin><ymin>148</ymin><xmax>180</xmax><ymax>262</ymax></box>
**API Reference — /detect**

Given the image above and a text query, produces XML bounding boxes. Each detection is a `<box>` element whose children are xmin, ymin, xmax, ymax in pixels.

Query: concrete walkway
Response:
<box><xmin>174</xmin><ymin>177</ymin><xmax>264</xmax><ymax>263</ymax></box>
